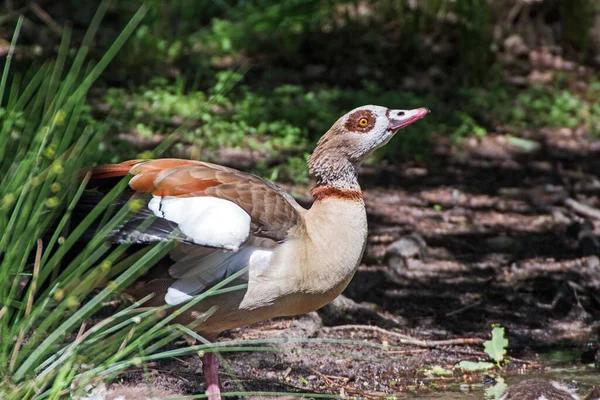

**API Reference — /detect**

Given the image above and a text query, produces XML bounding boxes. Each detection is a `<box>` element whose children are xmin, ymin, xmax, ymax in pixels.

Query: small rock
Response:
<box><xmin>276</xmin><ymin>312</ymin><xmax>322</xmax><ymax>340</ymax></box>
<box><xmin>386</xmin><ymin>234</ymin><xmax>427</xmax><ymax>259</ymax></box>
<box><xmin>528</xmin><ymin>69</ymin><xmax>554</xmax><ymax>85</ymax></box>
<box><xmin>558</xmin><ymin>128</ymin><xmax>573</xmax><ymax>137</ymax></box>
<box><xmin>73</xmin><ymin>383</ymin><xmax>107</xmax><ymax>400</ymax></box>
<box><xmin>385</xmin><ymin>234</ymin><xmax>427</xmax><ymax>274</ymax></box>
<box><xmin>504</xmin><ymin>34</ymin><xmax>529</xmax><ymax>57</ymax></box>
<box><xmin>551</xmin><ymin>209</ymin><xmax>571</xmax><ymax>225</ymax></box>
<box><xmin>587</xmin><ymin>256</ymin><xmax>600</xmax><ymax>270</ymax></box>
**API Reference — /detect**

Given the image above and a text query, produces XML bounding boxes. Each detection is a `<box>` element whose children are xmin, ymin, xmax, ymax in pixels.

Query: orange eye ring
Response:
<box><xmin>358</xmin><ymin>118</ymin><xmax>369</xmax><ymax>127</ymax></box>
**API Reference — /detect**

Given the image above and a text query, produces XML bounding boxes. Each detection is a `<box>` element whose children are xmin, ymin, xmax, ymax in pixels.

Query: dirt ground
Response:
<box><xmin>109</xmin><ymin>127</ymin><xmax>600</xmax><ymax>399</ymax></box>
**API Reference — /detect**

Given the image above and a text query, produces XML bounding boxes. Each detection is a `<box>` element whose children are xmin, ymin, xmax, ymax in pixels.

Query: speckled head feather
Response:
<box><xmin>308</xmin><ymin>105</ymin><xmax>428</xmax><ymax>191</ymax></box>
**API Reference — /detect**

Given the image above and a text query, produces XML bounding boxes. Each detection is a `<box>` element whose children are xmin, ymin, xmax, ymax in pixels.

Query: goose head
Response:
<box><xmin>308</xmin><ymin>105</ymin><xmax>429</xmax><ymax>188</ymax></box>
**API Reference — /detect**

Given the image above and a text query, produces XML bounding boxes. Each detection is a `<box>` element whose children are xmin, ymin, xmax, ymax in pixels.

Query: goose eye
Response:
<box><xmin>358</xmin><ymin>118</ymin><xmax>369</xmax><ymax>127</ymax></box>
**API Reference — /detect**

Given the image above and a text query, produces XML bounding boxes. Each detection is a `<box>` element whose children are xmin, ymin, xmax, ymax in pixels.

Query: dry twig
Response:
<box><xmin>564</xmin><ymin>198</ymin><xmax>600</xmax><ymax>220</ymax></box>
<box><xmin>29</xmin><ymin>2</ymin><xmax>62</xmax><ymax>36</ymax></box>
<box><xmin>326</xmin><ymin>325</ymin><xmax>483</xmax><ymax>347</ymax></box>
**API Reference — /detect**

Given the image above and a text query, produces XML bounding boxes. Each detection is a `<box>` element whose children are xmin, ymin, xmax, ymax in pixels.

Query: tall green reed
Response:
<box><xmin>0</xmin><ymin>3</ymin><xmax>183</xmax><ymax>398</ymax></box>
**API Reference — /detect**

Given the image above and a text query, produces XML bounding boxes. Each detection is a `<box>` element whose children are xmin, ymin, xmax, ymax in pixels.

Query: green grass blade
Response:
<box><xmin>0</xmin><ymin>15</ymin><xmax>23</xmax><ymax>107</ymax></box>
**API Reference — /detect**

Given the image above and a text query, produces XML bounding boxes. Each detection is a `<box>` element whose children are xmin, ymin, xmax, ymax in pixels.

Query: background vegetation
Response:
<box><xmin>1</xmin><ymin>0</ymin><xmax>599</xmax><ymax>398</ymax></box>
<box><xmin>4</xmin><ymin>0</ymin><xmax>600</xmax><ymax>181</ymax></box>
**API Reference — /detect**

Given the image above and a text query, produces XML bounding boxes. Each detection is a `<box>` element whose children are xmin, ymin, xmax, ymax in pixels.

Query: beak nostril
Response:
<box><xmin>397</xmin><ymin>111</ymin><xmax>405</xmax><ymax>116</ymax></box>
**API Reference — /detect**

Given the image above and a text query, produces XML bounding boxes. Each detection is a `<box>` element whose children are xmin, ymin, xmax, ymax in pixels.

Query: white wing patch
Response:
<box><xmin>164</xmin><ymin>245</ymin><xmax>273</xmax><ymax>305</ymax></box>
<box><xmin>148</xmin><ymin>195</ymin><xmax>250</xmax><ymax>251</ymax></box>
<box><xmin>165</xmin><ymin>284</ymin><xmax>196</xmax><ymax>305</ymax></box>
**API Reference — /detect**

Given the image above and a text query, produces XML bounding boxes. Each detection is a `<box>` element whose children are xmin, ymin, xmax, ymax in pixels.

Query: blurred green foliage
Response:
<box><xmin>512</xmin><ymin>84</ymin><xmax>600</xmax><ymax>134</ymax></box>
<box><xmin>117</xmin><ymin>0</ymin><xmax>496</xmax><ymax>85</ymax></box>
<box><xmin>1</xmin><ymin>0</ymin><xmax>599</xmax><ymax>183</ymax></box>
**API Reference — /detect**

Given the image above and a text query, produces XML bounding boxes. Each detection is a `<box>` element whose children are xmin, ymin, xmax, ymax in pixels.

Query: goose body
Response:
<box><xmin>91</xmin><ymin>105</ymin><xmax>429</xmax><ymax>399</ymax></box>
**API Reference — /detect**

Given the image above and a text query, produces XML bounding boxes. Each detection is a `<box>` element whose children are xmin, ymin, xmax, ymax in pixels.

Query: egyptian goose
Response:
<box><xmin>499</xmin><ymin>378</ymin><xmax>580</xmax><ymax>400</ymax></box>
<box><xmin>91</xmin><ymin>105</ymin><xmax>429</xmax><ymax>399</ymax></box>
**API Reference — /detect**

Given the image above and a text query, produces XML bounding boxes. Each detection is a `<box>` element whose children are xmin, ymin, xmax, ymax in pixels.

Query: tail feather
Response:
<box><xmin>89</xmin><ymin>160</ymin><xmax>141</xmax><ymax>179</ymax></box>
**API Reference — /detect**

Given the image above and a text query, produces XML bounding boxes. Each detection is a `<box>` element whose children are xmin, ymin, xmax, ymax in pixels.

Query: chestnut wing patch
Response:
<box><xmin>96</xmin><ymin>159</ymin><xmax>305</xmax><ymax>248</ymax></box>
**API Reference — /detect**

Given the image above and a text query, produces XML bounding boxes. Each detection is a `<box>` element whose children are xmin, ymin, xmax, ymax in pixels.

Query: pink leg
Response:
<box><xmin>202</xmin><ymin>352</ymin><xmax>221</xmax><ymax>400</ymax></box>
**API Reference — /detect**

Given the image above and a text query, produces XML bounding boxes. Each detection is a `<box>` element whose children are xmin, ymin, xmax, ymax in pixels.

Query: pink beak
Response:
<box><xmin>388</xmin><ymin>107</ymin><xmax>430</xmax><ymax>131</ymax></box>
